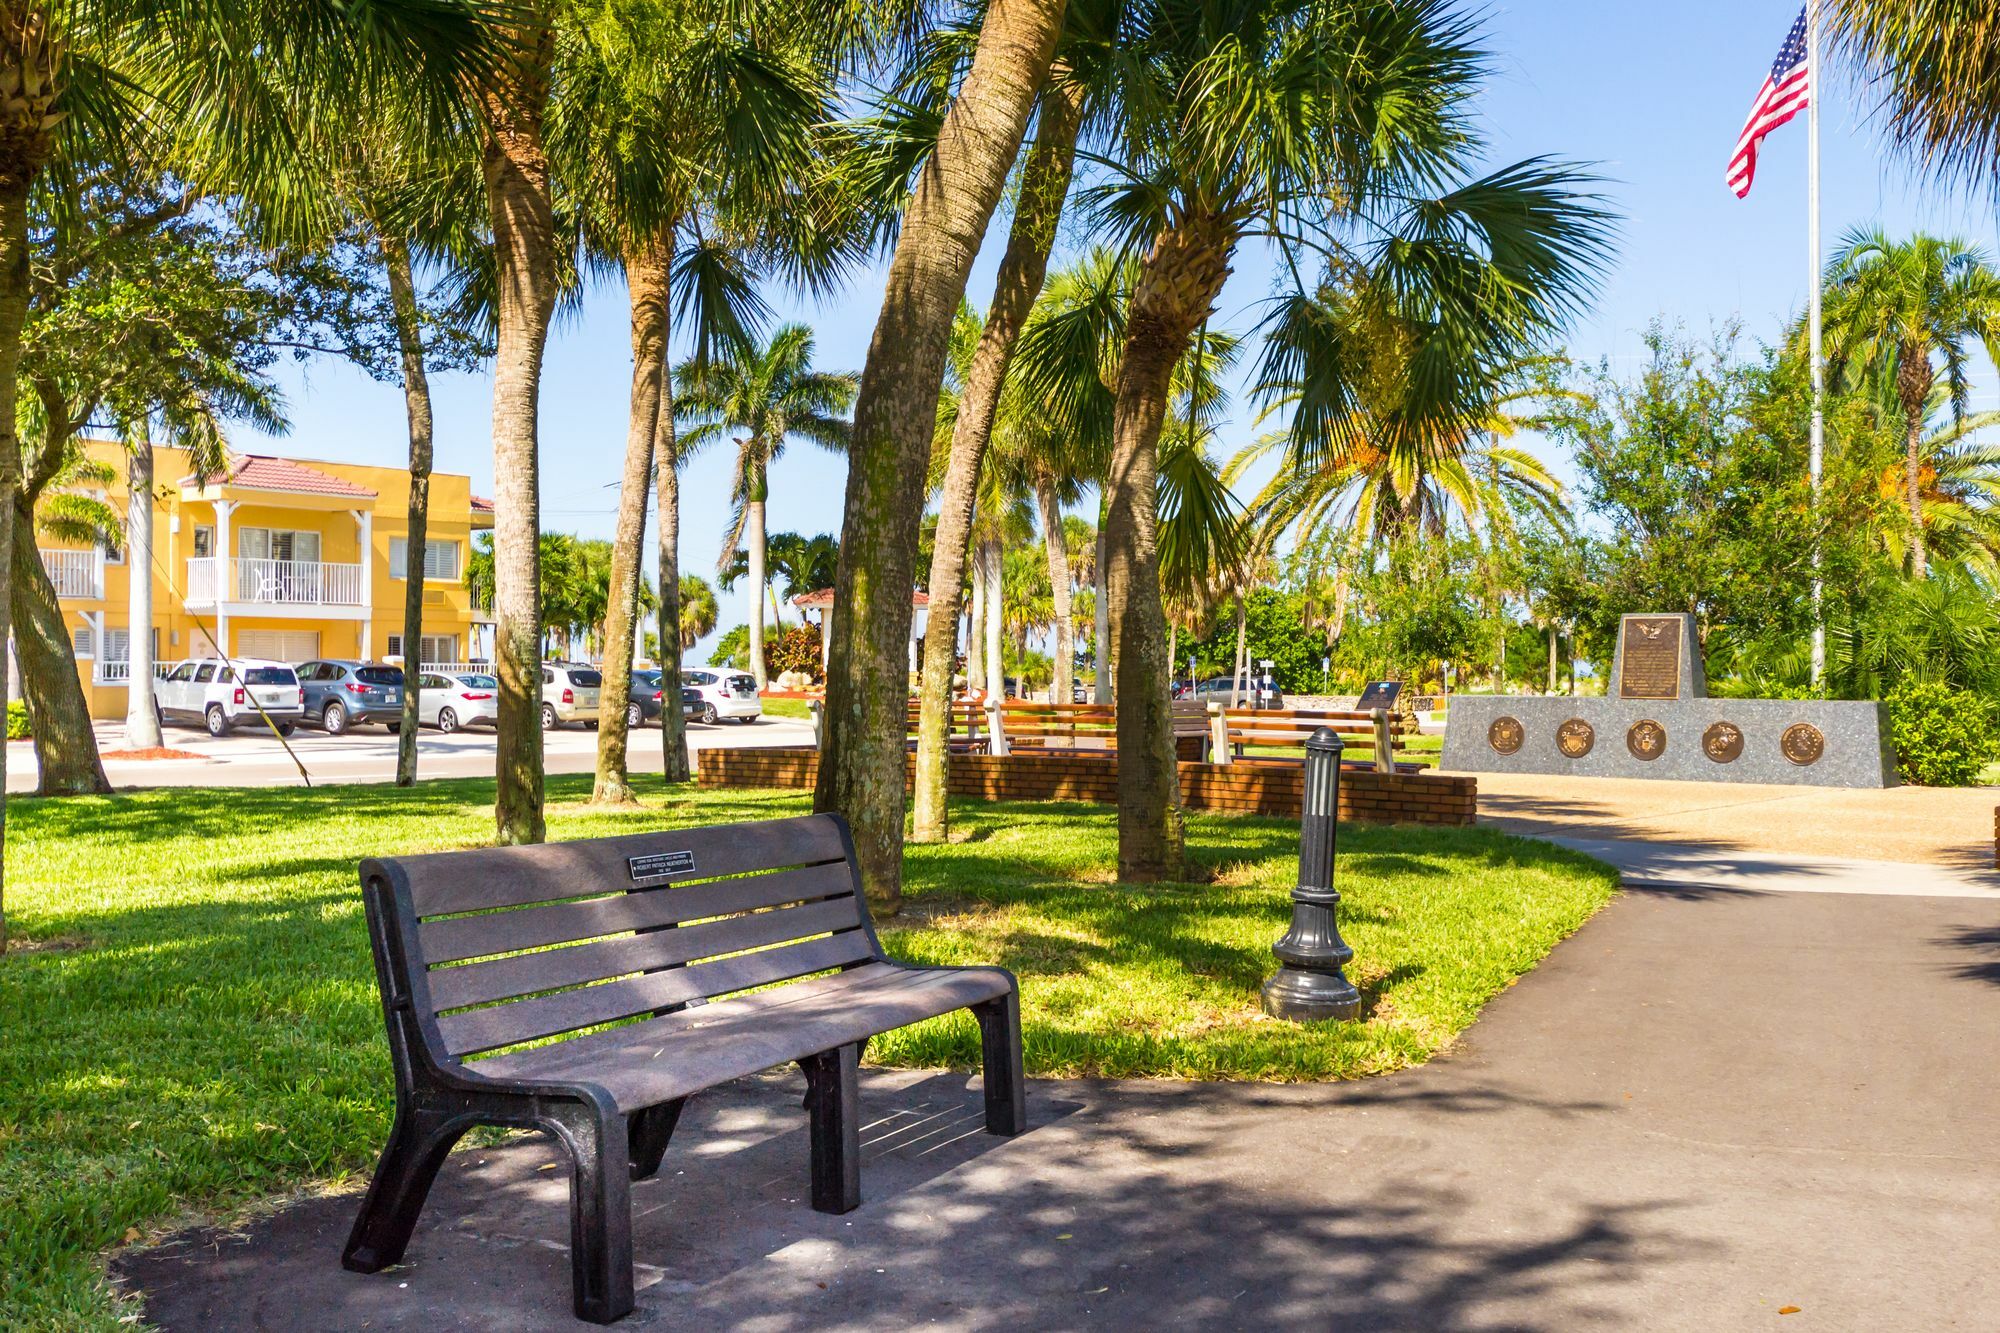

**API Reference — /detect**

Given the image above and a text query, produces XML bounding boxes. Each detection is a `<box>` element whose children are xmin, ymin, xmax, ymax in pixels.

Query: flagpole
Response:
<box><xmin>1807</xmin><ymin>0</ymin><xmax>1826</xmax><ymax>687</ymax></box>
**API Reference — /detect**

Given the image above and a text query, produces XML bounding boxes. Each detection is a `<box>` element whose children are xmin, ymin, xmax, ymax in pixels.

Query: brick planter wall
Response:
<box><xmin>697</xmin><ymin>747</ymin><xmax>1476</xmax><ymax>827</ymax></box>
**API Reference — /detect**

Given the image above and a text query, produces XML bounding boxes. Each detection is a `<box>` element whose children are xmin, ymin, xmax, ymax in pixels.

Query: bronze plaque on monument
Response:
<box><xmin>1627</xmin><ymin>719</ymin><xmax>1666</xmax><ymax>760</ymax></box>
<box><xmin>1556</xmin><ymin>718</ymin><xmax>1595</xmax><ymax>758</ymax></box>
<box><xmin>1488</xmin><ymin>716</ymin><xmax>1524</xmax><ymax>754</ymax></box>
<box><xmin>1702</xmin><ymin>721</ymin><xmax>1744</xmax><ymax>763</ymax></box>
<box><xmin>1781</xmin><ymin>722</ymin><xmax>1825</xmax><ymax>766</ymax></box>
<box><xmin>1618</xmin><ymin>617</ymin><xmax>1684</xmax><ymax>699</ymax></box>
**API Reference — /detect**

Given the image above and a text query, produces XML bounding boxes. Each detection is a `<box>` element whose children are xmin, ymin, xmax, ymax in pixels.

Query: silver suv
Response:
<box><xmin>541</xmin><ymin>662</ymin><xmax>603</xmax><ymax>729</ymax></box>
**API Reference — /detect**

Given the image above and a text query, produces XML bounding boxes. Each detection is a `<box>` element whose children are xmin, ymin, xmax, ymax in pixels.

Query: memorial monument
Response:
<box><xmin>1442</xmin><ymin>613</ymin><xmax>1899</xmax><ymax>787</ymax></box>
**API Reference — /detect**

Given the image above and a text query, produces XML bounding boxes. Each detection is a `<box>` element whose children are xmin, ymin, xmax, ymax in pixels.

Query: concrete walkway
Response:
<box><xmin>118</xmin><ymin>872</ymin><xmax>2000</xmax><ymax>1329</ymax></box>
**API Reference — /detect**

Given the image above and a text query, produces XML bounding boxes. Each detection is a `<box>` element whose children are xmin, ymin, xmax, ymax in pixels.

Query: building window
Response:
<box><xmin>103</xmin><ymin>627</ymin><xmax>130</xmax><ymax>663</ymax></box>
<box><xmin>239</xmin><ymin>527</ymin><xmax>322</xmax><ymax>564</ymax></box>
<box><xmin>102</xmin><ymin>540</ymin><xmax>123</xmax><ymax>567</ymax></box>
<box><xmin>193</xmin><ymin>526</ymin><xmax>213</xmax><ymax>559</ymax></box>
<box><xmin>389</xmin><ymin>633</ymin><xmax>458</xmax><ymax>665</ymax></box>
<box><xmin>72</xmin><ymin>624</ymin><xmax>94</xmax><ymax>659</ymax></box>
<box><xmin>389</xmin><ymin>538</ymin><xmax>460</xmax><ymax>581</ymax></box>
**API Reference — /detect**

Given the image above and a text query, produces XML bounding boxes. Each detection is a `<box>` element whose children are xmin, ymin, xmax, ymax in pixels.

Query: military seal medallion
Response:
<box><xmin>1626</xmin><ymin>719</ymin><xmax>1667</xmax><ymax>761</ymax></box>
<box><xmin>1487</xmin><ymin>716</ymin><xmax>1525</xmax><ymax>755</ymax></box>
<box><xmin>1701</xmin><ymin>721</ymin><xmax>1744</xmax><ymax>763</ymax></box>
<box><xmin>1781</xmin><ymin>722</ymin><xmax>1825</xmax><ymax>766</ymax></box>
<box><xmin>1556</xmin><ymin>718</ymin><xmax>1595</xmax><ymax>759</ymax></box>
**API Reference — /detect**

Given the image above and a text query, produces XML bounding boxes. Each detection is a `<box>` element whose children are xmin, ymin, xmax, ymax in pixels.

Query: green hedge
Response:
<box><xmin>5</xmin><ymin>700</ymin><xmax>26</xmax><ymax>740</ymax></box>
<box><xmin>1885</xmin><ymin>680</ymin><xmax>2000</xmax><ymax>786</ymax></box>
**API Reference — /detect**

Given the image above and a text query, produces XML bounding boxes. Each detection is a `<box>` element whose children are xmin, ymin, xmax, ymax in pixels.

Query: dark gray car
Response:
<box><xmin>297</xmin><ymin>659</ymin><xmax>405</xmax><ymax>734</ymax></box>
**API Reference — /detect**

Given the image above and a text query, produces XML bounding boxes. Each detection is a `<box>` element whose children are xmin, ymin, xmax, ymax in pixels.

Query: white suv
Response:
<box><xmin>682</xmin><ymin>668</ymin><xmax>762</xmax><ymax>724</ymax></box>
<box><xmin>541</xmin><ymin>662</ymin><xmax>603</xmax><ymax>729</ymax></box>
<box><xmin>157</xmin><ymin>658</ymin><xmax>305</xmax><ymax>736</ymax></box>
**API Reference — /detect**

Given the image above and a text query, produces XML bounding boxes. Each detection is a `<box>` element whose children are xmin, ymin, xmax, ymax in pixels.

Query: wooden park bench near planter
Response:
<box><xmin>901</xmin><ymin>697</ymin><xmax>990</xmax><ymax>753</ymax></box>
<box><xmin>341</xmin><ymin>814</ymin><xmax>1026</xmax><ymax>1324</ymax></box>
<box><xmin>1211</xmin><ymin>706</ymin><xmax>1417</xmax><ymax>774</ymax></box>
<box><xmin>996</xmin><ymin>699</ymin><xmax>1210</xmax><ymax>762</ymax></box>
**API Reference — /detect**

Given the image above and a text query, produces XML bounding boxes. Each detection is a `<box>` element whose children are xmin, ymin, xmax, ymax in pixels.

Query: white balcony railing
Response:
<box><xmin>186</xmin><ymin>556</ymin><xmax>364</xmax><ymax>607</ymax></box>
<box><xmin>94</xmin><ymin>660</ymin><xmax>131</xmax><ymax>684</ymax></box>
<box><xmin>41</xmin><ymin>548</ymin><xmax>102</xmax><ymax>600</ymax></box>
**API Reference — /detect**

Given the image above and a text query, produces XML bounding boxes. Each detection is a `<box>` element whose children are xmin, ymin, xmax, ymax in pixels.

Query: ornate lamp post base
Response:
<box><xmin>1260</xmin><ymin>727</ymin><xmax>1361</xmax><ymax>1023</ymax></box>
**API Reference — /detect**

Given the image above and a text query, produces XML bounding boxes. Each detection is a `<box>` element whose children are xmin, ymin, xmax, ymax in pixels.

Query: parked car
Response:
<box><xmin>297</xmin><ymin>659</ymin><xmax>404</xmax><ymax>734</ymax></box>
<box><xmin>680</xmin><ymin>667</ymin><xmax>761</xmax><ymax>724</ymax></box>
<box><xmin>156</xmin><ymin>657</ymin><xmax>304</xmax><ymax>736</ymax></box>
<box><xmin>623</xmin><ymin>669</ymin><xmax>667</xmax><ymax>729</ymax></box>
<box><xmin>541</xmin><ymin>662</ymin><xmax>603</xmax><ymax>729</ymax></box>
<box><xmin>681</xmin><ymin>686</ymin><xmax>704</xmax><ymax>719</ymax></box>
<box><xmin>417</xmin><ymin>671</ymin><xmax>499</xmax><ymax>732</ymax></box>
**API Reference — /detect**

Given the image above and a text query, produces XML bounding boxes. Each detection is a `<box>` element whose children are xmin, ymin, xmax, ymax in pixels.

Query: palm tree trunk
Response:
<box><xmin>11</xmin><ymin>507</ymin><xmax>108</xmax><ymax>795</ymax></box>
<box><xmin>1905</xmin><ymin>412</ymin><xmax>1928</xmax><ymax>578</ymax></box>
<box><xmin>1093</xmin><ymin>515</ymin><xmax>1111</xmax><ymax>703</ymax></box>
<box><xmin>746</xmin><ymin>489</ymin><xmax>769</xmax><ymax>688</ymax></box>
<box><xmin>380</xmin><ymin>234</ymin><xmax>435</xmax><ymax>787</ymax></box>
<box><xmin>815</xmin><ymin>0</ymin><xmax>1066</xmax><ymax>913</ymax></box>
<box><xmin>123</xmin><ymin>421</ymin><xmax>161</xmax><ymax>749</ymax></box>
<box><xmin>652</xmin><ymin>255</ymin><xmax>691</xmax><ymax>784</ymax></box>
<box><xmin>1106</xmin><ymin>223</ymin><xmax>1233</xmax><ymax>881</ymax></box>
<box><xmin>912</xmin><ymin>78</ymin><xmax>1084</xmax><ymax>839</ymax></box>
<box><xmin>1036</xmin><ymin>477</ymin><xmax>1074</xmax><ymax>707</ymax></box>
<box><xmin>1547</xmin><ymin>625</ymin><xmax>1558</xmax><ymax>694</ymax></box>
<box><xmin>594</xmin><ymin>237</ymin><xmax>670</xmax><ymax>805</ymax></box>
<box><xmin>480</xmin><ymin>28</ymin><xmax>558</xmax><ymax>845</ymax></box>
<box><xmin>982</xmin><ymin>536</ymin><xmax>1005</xmax><ymax>700</ymax></box>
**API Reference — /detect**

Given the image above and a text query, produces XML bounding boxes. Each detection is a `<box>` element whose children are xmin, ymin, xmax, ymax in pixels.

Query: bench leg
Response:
<box><xmin>342</xmin><ymin>1106</ymin><xmax>468</xmax><ymax>1273</ymax></box>
<box><xmin>548</xmin><ymin>1100</ymin><xmax>635</xmax><ymax>1325</ymax></box>
<box><xmin>975</xmin><ymin>991</ymin><xmax>1027</xmax><ymax>1136</ymax></box>
<box><xmin>627</xmin><ymin>1099</ymin><xmax>685</xmax><ymax>1181</ymax></box>
<box><xmin>801</xmin><ymin>1044</ymin><xmax>860</xmax><ymax>1214</ymax></box>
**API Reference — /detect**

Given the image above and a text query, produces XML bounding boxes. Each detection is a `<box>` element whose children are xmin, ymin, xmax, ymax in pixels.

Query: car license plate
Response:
<box><xmin>257</xmin><ymin>691</ymin><xmax>285</xmax><ymax>706</ymax></box>
<box><xmin>384</xmin><ymin>691</ymin><xmax>400</xmax><ymax>704</ymax></box>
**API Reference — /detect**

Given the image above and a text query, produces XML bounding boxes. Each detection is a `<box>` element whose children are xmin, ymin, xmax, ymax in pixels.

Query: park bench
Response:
<box><xmin>997</xmin><ymin>699</ymin><xmax>1210</xmax><ymax>761</ymax></box>
<box><xmin>902</xmin><ymin>696</ymin><xmax>990</xmax><ymax>753</ymax></box>
<box><xmin>341</xmin><ymin>814</ymin><xmax>1026</xmax><ymax>1324</ymax></box>
<box><xmin>1211</xmin><ymin>705</ymin><xmax>1416</xmax><ymax>773</ymax></box>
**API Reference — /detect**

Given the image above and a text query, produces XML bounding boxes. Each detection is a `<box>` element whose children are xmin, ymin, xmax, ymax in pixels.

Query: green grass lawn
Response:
<box><xmin>757</xmin><ymin>695</ymin><xmax>814</xmax><ymax>720</ymax></box>
<box><xmin>1</xmin><ymin>777</ymin><xmax>1614</xmax><ymax>1328</ymax></box>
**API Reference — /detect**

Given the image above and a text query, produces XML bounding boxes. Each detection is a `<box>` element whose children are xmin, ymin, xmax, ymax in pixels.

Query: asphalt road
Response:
<box><xmin>5</xmin><ymin>714</ymin><xmax>815</xmax><ymax>793</ymax></box>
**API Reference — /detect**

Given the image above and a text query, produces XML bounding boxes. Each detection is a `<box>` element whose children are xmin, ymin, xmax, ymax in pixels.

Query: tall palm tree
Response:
<box><xmin>0</xmin><ymin>0</ymin><xmax>495</xmax><ymax>949</ymax></box>
<box><xmin>549</xmin><ymin>0</ymin><xmax>825</xmax><ymax>803</ymax></box>
<box><xmin>1819</xmin><ymin>228</ymin><xmax>2000</xmax><ymax>578</ymax></box>
<box><xmin>676</xmin><ymin>573</ymin><xmax>718</xmax><ymax>649</ymax></box>
<box><xmin>677</xmin><ymin>322</ymin><xmax>855</xmax><ymax>688</ymax></box>
<box><xmin>815</xmin><ymin>0</ymin><xmax>1069</xmax><ymax>916</ymax></box>
<box><xmin>1830</xmin><ymin>1</ymin><xmax>2000</xmax><ymax>191</ymax></box>
<box><xmin>1078</xmin><ymin>0</ymin><xmax>1610</xmax><ymax>879</ymax></box>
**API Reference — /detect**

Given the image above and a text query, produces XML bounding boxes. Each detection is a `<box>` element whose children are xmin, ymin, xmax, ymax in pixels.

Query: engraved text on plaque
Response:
<box><xmin>1618</xmin><ymin>616</ymin><xmax>1684</xmax><ymax>700</ymax></box>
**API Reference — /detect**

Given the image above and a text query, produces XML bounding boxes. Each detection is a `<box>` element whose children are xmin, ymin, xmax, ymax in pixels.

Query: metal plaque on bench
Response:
<box><xmin>1355</xmin><ymin>680</ymin><xmax>1401</xmax><ymax>712</ymax></box>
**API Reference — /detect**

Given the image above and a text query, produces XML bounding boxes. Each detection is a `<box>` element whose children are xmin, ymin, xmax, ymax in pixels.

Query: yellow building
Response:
<box><xmin>36</xmin><ymin>440</ymin><xmax>496</xmax><ymax>720</ymax></box>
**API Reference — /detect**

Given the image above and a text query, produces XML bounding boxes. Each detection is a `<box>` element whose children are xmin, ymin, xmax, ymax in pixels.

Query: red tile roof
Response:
<box><xmin>181</xmin><ymin>454</ymin><xmax>377</xmax><ymax>500</ymax></box>
<box><xmin>470</xmin><ymin>495</ymin><xmax>495</xmax><ymax>513</ymax></box>
<box><xmin>792</xmin><ymin>588</ymin><xmax>929</xmax><ymax>609</ymax></box>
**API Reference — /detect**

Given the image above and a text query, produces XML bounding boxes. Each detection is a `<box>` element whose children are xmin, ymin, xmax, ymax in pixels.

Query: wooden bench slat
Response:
<box><xmin>417</xmin><ymin>861</ymin><xmax>854</xmax><ymax>964</ymax></box>
<box><xmin>425</xmin><ymin>895</ymin><xmax>866</xmax><ymax>1012</ymax></box>
<box><xmin>393</xmin><ymin>815</ymin><xmax>848</xmax><ymax>917</ymax></box>
<box><xmin>436</xmin><ymin>931</ymin><xmax>877</xmax><ymax>1057</ymax></box>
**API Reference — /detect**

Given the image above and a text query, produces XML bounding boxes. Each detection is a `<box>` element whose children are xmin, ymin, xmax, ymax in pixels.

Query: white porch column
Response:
<box><xmin>213</xmin><ymin>499</ymin><xmax>234</xmax><ymax>657</ymax></box>
<box><xmin>353</xmin><ymin>508</ymin><xmax>373</xmax><ymax>657</ymax></box>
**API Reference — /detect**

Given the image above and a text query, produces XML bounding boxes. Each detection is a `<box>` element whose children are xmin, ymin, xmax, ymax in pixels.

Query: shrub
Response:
<box><xmin>6</xmin><ymin>699</ymin><xmax>27</xmax><ymax>740</ymax></box>
<box><xmin>765</xmin><ymin>624</ymin><xmax>822</xmax><ymax>680</ymax></box>
<box><xmin>1885</xmin><ymin>679</ymin><xmax>2000</xmax><ymax>786</ymax></box>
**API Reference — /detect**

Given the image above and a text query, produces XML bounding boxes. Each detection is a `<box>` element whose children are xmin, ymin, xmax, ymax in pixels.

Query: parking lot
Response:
<box><xmin>5</xmin><ymin>713</ymin><xmax>815</xmax><ymax>793</ymax></box>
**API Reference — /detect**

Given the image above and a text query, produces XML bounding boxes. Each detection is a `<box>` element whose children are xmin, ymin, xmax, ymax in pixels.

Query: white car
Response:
<box><xmin>417</xmin><ymin>672</ymin><xmax>500</xmax><ymax>733</ymax></box>
<box><xmin>682</xmin><ymin>668</ymin><xmax>762</xmax><ymax>724</ymax></box>
<box><xmin>157</xmin><ymin>657</ymin><xmax>305</xmax><ymax>737</ymax></box>
<box><xmin>542</xmin><ymin>662</ymin><xmax>603</xmax><ymax>729</ymax></box>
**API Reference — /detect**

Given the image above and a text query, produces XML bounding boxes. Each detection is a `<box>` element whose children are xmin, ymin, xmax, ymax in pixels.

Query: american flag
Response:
<box><xmin>1727</xmin><ymin>7</ymin><xmax>1811</xmax><ymax>198</ymax></box>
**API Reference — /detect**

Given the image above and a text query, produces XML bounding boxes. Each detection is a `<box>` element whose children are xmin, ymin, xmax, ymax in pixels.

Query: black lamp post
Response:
<box><xmin>1260</xmin><ymin>727</ymin><xmax>1361</xmax><ymax>1022</ymax></box>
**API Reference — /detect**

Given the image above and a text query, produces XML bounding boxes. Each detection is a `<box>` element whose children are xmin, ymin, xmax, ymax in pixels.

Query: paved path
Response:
<box><xmin>1467</xmin><ymin>769</ymin><xmax>1998</xmax><ymax>870</ymax></box>
<box><xmin>5</xmin><ymin>716</ymin><xmax>814</xmax><ymax>793</ymax></box>
<box><xmin>119</xmin><ymin>868</ymin><xmax>2000</xmax><ymax>1329</ymax></box>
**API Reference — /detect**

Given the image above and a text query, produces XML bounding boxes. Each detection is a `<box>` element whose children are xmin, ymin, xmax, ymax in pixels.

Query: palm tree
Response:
<box><xmin>1075</xmin><ymin>0</ymin><xmax>1609</xmax><ymax>878</ymax></box>
<box><xmin>1830</xmin><ymin>1</ymin><xmax>2000</xmax><ymax>191</ymax></box>
<box><xmin>1819</xmin><ymin>228</ymin><xmax>2000</xmax><ymax>578</ymax></box>
<box><xmin>0</xmin><ymin>2</ymin><xmax>493</xmax><ymax>948</ymax></box>
<box><xmin>767</xmin><ymin>531</ymin><xmax>841</xmax><ymax>605</ymax></box>
<box><xmin>676</xmin><ymin>323</ymin><xmax>855</xmax><ymax>689</ymax></box>
<box><xmin>676</xmin><ymin>573</ymin><xmax>719</xmax><ymax>650</ymax></box>
<box><xmin>815</xmin><ymin>0</ymin><xmax>1069</xmax><ymax>915</ymax></box>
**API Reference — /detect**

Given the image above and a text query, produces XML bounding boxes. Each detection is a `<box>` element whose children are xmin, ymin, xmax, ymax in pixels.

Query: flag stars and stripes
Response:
<box><xmin>1727</xmin><ymin>6</ymin><xmax>1811</xmax><ymax>198</ymax></box>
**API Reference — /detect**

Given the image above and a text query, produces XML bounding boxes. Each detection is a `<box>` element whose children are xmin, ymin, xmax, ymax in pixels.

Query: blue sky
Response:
<box><xmin>243</xmin><ymin>1</ymin><xmax>2000</xmax><ymax>658</ymax></box>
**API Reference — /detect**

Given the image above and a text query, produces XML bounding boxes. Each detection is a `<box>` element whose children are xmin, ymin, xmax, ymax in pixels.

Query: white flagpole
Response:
<box><xmin>1807</xmin><ymin>0</ymin><xmax>1826</xmax><ymax>687</ymax></box>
